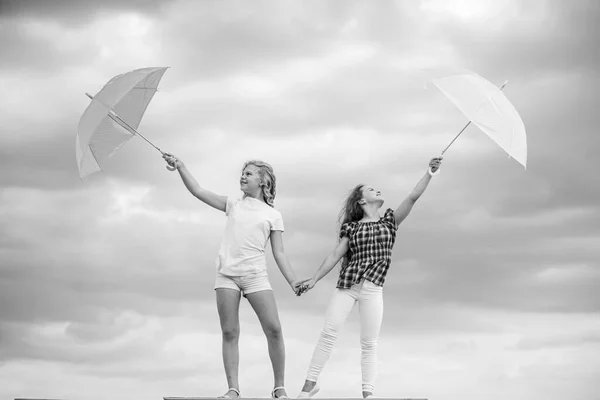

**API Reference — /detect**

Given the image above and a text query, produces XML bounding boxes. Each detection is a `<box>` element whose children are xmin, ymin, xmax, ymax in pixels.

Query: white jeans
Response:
<box><xmin>306</xmin><ymin>279</ymin><xmax>384</xmax><ymax>393</ymax></box>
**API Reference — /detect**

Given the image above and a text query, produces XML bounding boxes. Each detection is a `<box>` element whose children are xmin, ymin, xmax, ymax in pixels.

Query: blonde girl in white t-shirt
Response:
<box><xmin>163</xmin><ymin>153</ymin><xmax>303</xmax><ymax>399</ymax></box>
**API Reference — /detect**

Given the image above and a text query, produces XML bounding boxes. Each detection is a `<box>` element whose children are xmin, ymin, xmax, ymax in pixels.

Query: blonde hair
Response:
<box><xmin>242</xmin><ymin>160</ymin><xmax>276</xmax><ymax>207</ymax></box>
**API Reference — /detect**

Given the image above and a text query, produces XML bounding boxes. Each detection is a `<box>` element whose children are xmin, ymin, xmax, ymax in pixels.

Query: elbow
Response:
<box><xmin>191</xmin><ymin>190</ymin><xmax>203</xmax><ymax>200</ymax></box>
<box><xmin>190</xmin><ymin>186</ymin><xmax>205</xmax><ymax>199</ymax></box>
<box><xmin>332</xmin><ymin>251</ymin><xmax>343</xmax><ymax>262</ymax></box>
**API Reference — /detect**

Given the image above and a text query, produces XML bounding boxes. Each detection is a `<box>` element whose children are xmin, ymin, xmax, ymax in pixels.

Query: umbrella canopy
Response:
<box><xmin>76</xmin><ymin>67</ymin><xmax>168</xmax><ymax>178</ymax></box>
<box><xmin>430</xmin><ymin>70</ymin><xmax>527</xmax><ymax>169</ymax></box>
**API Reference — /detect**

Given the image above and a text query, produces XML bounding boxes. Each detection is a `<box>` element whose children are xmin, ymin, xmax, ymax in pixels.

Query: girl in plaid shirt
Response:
<box><xmin>297</xmin><ymin>156</ymin><xmax>443</xmax><ymax>398</ymax></box>
<box><xmin>163</xmin><ymin>153</ymin><xmax>303</xmax><ymax>399</ymax></box>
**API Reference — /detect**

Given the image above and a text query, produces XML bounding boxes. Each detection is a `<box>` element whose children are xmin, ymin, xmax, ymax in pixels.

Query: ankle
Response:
<box><xmin>302</xmin><ymin>380</ymin><xmax>317</xmax><ymax>391</ymax></box>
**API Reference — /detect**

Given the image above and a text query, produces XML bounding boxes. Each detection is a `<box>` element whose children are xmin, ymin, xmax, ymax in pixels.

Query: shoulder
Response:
<box><xmin>383</xmin><ymin>208</ymin><xmax>395</xmax><ymax>219</ymax></box>
<box><xmin>229</xmin><ymin>196</ymin><xmax>242</xmax><ymax>206</ymax></box>
<box><xmin>259</xmin><ymin>201</ymin><xmax>281</xmax><ymax>215</ymax></box>
<box><xmin>340</xmin><ymin>220</ymin><xmax>357</xmax><ymax>237</ymax></box>
<box><xmin>258</xmin><ymin>204</ymin><xmax>284</xmax><ymax>227</ymax></box>
<box><xmin>382</xmin><ymin>208</ymin><xmax>397</xmax><ymax>228</ymax></box>
<box><xmin>267</xmin><ymin>206</ymin><xmax>284</xmax><ymax>231</ymax></box>
<box><xmin>226</xmin><ymin>196</ymin><xmax>242</xmax><ymax>215</ymax></box>
<box><xmin>267</xmin><ymin>206</ymin><xmax>283</xmax><ymax>220</ymax></box>
<box><xmin>343</xmin><ymin>220</ymin><xmax>357</xmax><ymax>228</ymax></box>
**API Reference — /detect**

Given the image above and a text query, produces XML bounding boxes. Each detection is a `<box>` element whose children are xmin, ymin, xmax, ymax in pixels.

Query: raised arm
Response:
<box><xmin>163</xmin><ymin>153</ymin><xmax>227</xmax><ymax>212</ymax></box>
<box><xmin>393</xmin><ymin>157</ymin><xmax>442</xmax><ymax>227</ymax></box>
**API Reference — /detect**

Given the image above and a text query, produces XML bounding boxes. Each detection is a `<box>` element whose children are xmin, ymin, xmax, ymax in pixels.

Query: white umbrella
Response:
<box><xmin>76</xmin><ymin>67</ymin><xmax>171</xmax><ymax>179</ymax></box>
<box><xmin>427</xmin><ymin>69</ymin><xmax>527</xmax><ymax>174</ymax></box>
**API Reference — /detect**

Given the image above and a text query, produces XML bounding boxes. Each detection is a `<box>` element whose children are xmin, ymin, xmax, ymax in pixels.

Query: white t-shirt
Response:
<box><xmin>215</xmin><ymin>196</ymin><xmax>284</xmax><ymax>276</ymax></box>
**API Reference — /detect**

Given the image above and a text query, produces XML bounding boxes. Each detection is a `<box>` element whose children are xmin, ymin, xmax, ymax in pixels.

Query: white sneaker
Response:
<box><xmin>217</xmin><ymin>388</ymin><xmax>240</xmax><ymax>399</ymax></box>
<box><xmin>297</xmin><ymin>382</ymin><xmax>320</xmax><ymax>398</ymax></box>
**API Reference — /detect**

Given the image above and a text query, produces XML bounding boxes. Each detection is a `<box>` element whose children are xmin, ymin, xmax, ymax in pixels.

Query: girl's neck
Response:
<box><xmin>360</xmin><ymin>204</ymin><xmax>381</xmax><ymax>222</ymax></box>
<box><xmin>243</xmin><ymin>191</ymin><xmax>264</xmax><ymax>202</ymax></box>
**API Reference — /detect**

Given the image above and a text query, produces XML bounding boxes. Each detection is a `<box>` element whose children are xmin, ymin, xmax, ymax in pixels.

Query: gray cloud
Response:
<box><xmin>0</xmin><ymin>19</ymin><xmax>95</xmax><ymax>72</ymax></box>
<box><xmin>513</xmin><ymin>331</ymin><xmax>600</xmax><ymax>350</ymax></box>
<box><xmin>1</xmin><ymin>1</ymin><xmax>599</xmax><ymax>398</ymax></box>
<box><xmin>0</xmin><ymin>0</ymin><xmax>172</xmax><ymax>24</ymax></box>
<box><xmin>432</xmin><ymin>1</ymin><xmax>600</xmax><ymax>79</ymax></box>
<box><xmin>160</xmin><ymin>0</ymin><xmax>418</xmax><ymax>81</ymax></box>
<box><xmin>0</xmin><ymin>130</ymin><xmax>80</xmax><ymax>190</ymax></box>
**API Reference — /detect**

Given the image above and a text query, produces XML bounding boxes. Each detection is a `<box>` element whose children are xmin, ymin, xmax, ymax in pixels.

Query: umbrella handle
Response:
<box><xmin>166</xmin><ymin>165</ymin><xmax>177</xmax><ymax>172</ymax></box>
<box><xmin>428</xmin><ymin>166</ymin><xmax>440</xmax><ymax>176</ymax></box>
<box><xmin>428</xmin><ymin>153</ymin><xmax>444</xmax><ymax>176</ymax></box>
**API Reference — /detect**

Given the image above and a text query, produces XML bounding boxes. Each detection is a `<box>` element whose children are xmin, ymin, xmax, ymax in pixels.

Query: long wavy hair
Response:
<box><xmin>337</xmin><ymin>184</ymin><xmax>365</xmax><ymax>269</ymax></box>
<box><xmin>242</xmin><ymin>160</ymin><xmax>276</xmax><ymax>207</ymax></box>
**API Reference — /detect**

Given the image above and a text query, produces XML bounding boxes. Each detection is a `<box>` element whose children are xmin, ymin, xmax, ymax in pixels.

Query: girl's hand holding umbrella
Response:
<box><xmin>163</xmin><ymin>153</ymin><xmax>181</xmax><ymax>171</ymax></box>
<box><xmin>428</xmin><ymin>156</ymin><xmax>443</xmax><ymax>175</ymax></box>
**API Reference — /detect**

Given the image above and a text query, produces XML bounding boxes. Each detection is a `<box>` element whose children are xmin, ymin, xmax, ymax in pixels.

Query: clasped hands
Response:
<box><xmin>291</xmin><ymin>277</ymin><xmax>317</xmax><ymax>297</ymax></box>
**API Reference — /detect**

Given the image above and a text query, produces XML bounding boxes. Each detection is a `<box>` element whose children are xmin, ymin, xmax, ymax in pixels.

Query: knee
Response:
<box><xmin>360</xmin><ymin>337</ymin><xmax>378</xmax><ymax>351</ymax></box>
<box><xmin>318</xmin><ymin>323</ymin><xmax>339</xmax><ymax>344</ymax></box>
<box><xmin>222</xmin><ymin>326</ymin><xmax>240</xmax><ymax>342</ymax></box>
<box><xmin>263</xmin><ymin>322</ymin><xmax>283</xmax><ymax>341</ymax></box>
<box><xmin>322</xmin><ymin>322</ymin><xmax>339</xmax><ymax>337</ymax></box>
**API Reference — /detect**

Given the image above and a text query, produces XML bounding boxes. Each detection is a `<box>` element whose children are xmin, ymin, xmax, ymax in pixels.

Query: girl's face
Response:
<box><xmin>240</xmin><ymin>164</ymin><xmax>262</xmax><ymax>194</ymax></box>
<box><xmin>360</xmin><ymin>185</ymin><xmax>384</xmax><ymax>207</ymax></box>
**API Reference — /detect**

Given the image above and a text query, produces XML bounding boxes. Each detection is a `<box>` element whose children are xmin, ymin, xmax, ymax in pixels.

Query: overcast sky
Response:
<box><xmin>1</xmin><ymin>1</ymin><xmax>599</xmax><ymax>400</ymax></box>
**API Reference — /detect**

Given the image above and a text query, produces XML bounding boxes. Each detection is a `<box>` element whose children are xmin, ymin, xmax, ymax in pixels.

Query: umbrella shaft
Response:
<box><xmin>440</xmin><ymin>80</ymin><xmax>509</xmax><ymax>156</ymax></box>
<box><xmin>441</xmin><ymin>121</ymin><xmax>471</xmax><ymax>155</ymax></box>
<box><xmin>110</xmin><ymin>111</ymin><xmax>163</xmax><ymax>154</ymax></box>
<box><xmin>85</xmin><ymin>92</ymin><xmax>164</xmax><ymax>154</ymax></box>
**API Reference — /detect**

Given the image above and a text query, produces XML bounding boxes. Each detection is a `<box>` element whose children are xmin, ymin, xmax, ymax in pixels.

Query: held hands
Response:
<box><xmin>293</xmin><ymin>277</ymin><xmax>316</xmax><ymax>296</ymax></box>
<box><xmin>162</xmin><ymin>152</ymin><xmax>182</xmax><ymax>171</ymax></box>
<box><xmin>428</xmin><ymin>156</ymin><xmax>443</xmax><ymax>175</ymax></box>
<box><xmin>291</xmin><ymin>280</ymin><xmax>305</xmax><ymax>296</ymax></box>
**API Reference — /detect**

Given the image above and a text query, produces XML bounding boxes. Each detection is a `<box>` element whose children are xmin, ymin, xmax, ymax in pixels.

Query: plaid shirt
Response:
<box><xmin>336</xmin><ymin>208</ymin><xmax>398</xmax><ymax>289</ymax></box>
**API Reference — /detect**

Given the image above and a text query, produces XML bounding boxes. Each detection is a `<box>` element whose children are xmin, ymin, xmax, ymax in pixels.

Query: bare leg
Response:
<box><xmin>216</xmin><ymin>289</ymin><xmax>242</xmax><ymax>397</ymax></box>
<box><xmin>246</xmin><ymin>290</ymin><xmax>287</xmax><ymax>397</ymax></box>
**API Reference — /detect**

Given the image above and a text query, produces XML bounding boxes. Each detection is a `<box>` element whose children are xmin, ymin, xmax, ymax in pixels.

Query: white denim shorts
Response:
<box><xmin>214</xmin><ymin>270</ymin><xmax>272</xmax><ymax>297</ymax></box>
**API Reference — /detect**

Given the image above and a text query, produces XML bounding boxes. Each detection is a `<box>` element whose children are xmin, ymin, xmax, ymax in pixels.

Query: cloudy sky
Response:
<box><xmin>1</xmin><ymin>0</ymin><xmax>599</xmax><ymax>399</ymax></box>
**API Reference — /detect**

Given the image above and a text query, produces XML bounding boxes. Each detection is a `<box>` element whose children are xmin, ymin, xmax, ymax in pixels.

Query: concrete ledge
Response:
<box><xmin>164</xmin><ymin>398</ymin><xmax>428</xmax><ymax>400</ymax></box>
